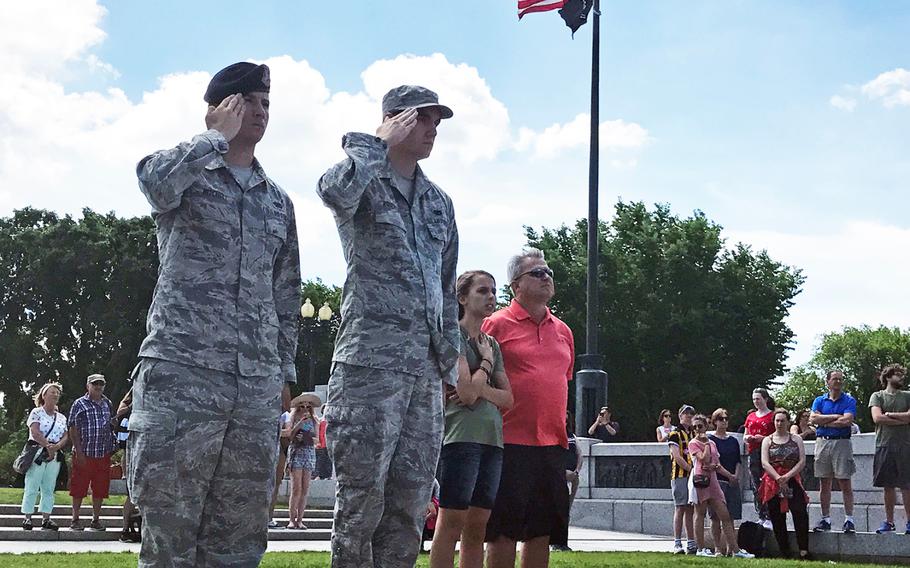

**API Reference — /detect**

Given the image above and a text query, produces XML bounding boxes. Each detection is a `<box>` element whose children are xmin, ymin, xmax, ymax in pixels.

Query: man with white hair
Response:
<box><xmin>482</xmin><ymin>248</ymin><xmax>575</xmax><ymax>568</ymax></box>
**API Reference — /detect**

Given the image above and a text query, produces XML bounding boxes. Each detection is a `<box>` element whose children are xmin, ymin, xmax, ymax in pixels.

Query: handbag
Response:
<box><xmin>692</xmin><ymin>473</ymin><xmax>711</xmax><ymax>488</ymax></box>
<box><xmin>12</xmin><ymin>414</ymin><xmax>58</xmax><ymax>475</ymax></box>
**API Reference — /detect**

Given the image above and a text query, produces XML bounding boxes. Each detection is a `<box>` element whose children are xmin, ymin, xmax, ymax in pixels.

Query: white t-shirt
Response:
<box><xmin>27</xmin><ymin>407</ymin><xmax>67</xmax><ymax>444</ymax></box>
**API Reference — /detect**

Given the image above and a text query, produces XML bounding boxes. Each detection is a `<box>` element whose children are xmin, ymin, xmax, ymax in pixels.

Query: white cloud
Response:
<box><xmin>0</xmin><ymin>0</ymin><xmax>108</xmax><ymax>74</ymax></box>
<box><xmin>515</xmin><ymin>114</ymin><xmax>650</xmax><ymax>159</ymax></box>
<box><xmin>729</xmin><ymin>221</ymin><xmax>910</xmax><ymax>369</ymax></box>
<box><xmin>0</xmin><ymin>1</ymin><xmax>646</xmax><ymax>292</ymax></box>
<box><xmin>360</xmin><ymin>53</ymin><xmax>513</xmax><ymax>163</ymax></box>
<box><xmin>829</xmin><ymin>95</ymin><xmax>856</xmax><ymax>112</ymax></box>
<box><xmin>861</xmin><ymin>68</ymin><xmax>910</xmax><ymax>108</ymax></box>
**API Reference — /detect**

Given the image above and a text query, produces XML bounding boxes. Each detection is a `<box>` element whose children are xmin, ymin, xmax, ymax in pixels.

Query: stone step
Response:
<box><xmin>1</xmin><ymin>504</ymin><xmax>333</xmax><ymax>519</ymax></box>
<box><xmin>761</xmin><ymin>527</ymin><xmax>910</xmax><ymax>564</ymax></box>
<box><xmin>0</xmin><ymin>514</ymin><xmax>333</xmax><ymax>530</ymax></box>
<box><xmin>0</xmin><ymin>526</ymin><xmax>332</xmax><ymax>542</ymax></box>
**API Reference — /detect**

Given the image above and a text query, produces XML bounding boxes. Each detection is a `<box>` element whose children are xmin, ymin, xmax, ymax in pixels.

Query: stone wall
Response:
<box><xmin>573</xmin><ymin>433</ymin><xmax>907</xmax><ymax>535</ymax></box>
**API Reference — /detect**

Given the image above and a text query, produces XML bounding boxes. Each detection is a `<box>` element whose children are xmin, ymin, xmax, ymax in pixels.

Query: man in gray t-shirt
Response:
<box><xmin>869</xmin><ymin>364</ymin><xmax>910</xmax><ymax>534</ymax></box>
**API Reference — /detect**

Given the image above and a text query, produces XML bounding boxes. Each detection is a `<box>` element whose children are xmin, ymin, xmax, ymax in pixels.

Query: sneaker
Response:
<box><xmin>267</xmin><ymin>520</ymin><xmax>280</xmax><ymax>529</ymax></box>
<box><xmin>813</xmin><ymin>519</ymin><xmax>831</xmax><ymax>532</ymax></box>
<box><xmin>69</xmin><ymin>519</ymin><xmax>83</xmax><ymax>531</ymax></box>
<box><xmin>673</xmin><ymin>543</ymin><xmax>685</xmax><ymax>554</ymax></box>
<box><xmin>875</xmin><ymin>520</ymin><xmax>895</xmax><ymax>534</ymax></box>
<box><xmin>88</xmin><ymin>519</ymin><xmax>106</xmax><ymax>531</ymax></box>
<box><xmin>119</xmin><ymin>530</ymin><xmax>132</xmax><ymax>543</ymax></box>
<box><xmin>734</xmin><ymin>549</ymin><xmax>756</xmax><ymax>558</ymax></box>
<box><xmin>686</xmin><ymin>546</ymin><xmax>697</xmax><ymax>555</ymax></box>
<box><xmin>22</xmin><ymin>519</ymin><xmax>33</xmax><ymax>531</ymax></box>
<box><xmin>550</xmin><ymin>544</ymin><xmax>572</xmax><ymax>552</ymax></box>
<box><xmin>843</xmin><ymin>519</ymin><xmax>855</xmax><ymax>534</ymax></box>
<box><xmin>41</xmin><ymin>519</ymin><xmax>58</xmax><ymax>531</ymax></box>
<box><xmin>761</xmin><ymin>519</ymin><xmax>773</xmax><ymax>530</ymax></box>
<box><xmin>696</xmin><ymin>548</ymin><xmax>715</xmax><ymax>557</ymax></box>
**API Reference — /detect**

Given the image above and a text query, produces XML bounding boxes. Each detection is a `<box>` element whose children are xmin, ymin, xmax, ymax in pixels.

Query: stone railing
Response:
<box><xmin>572</xmin><ymin>433</ymin><xmax>906</xmax><ymax>535</ymax></box>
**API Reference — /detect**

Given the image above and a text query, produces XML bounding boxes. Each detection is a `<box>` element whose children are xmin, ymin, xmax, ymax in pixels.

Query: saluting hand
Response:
<box><xmin>376</xmin><ymin>108</ymin><xmax>418</xmax><ymax>147</ymax></box>
<box><xmin>205</xmin><ymin>93</ymin><xmax>245</xmax><ymax>142</ymax></box>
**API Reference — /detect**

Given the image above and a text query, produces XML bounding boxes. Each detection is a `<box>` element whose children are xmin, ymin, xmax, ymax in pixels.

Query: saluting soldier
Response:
<box><xmin>318</xmin><ymin>85</ymin><xmax>460</xmax><ymax>568</ymax></box>
<box><xmin>130</xmin><ymin>62</ymin><xmax>301</xmax><ymax>567</ymax></box>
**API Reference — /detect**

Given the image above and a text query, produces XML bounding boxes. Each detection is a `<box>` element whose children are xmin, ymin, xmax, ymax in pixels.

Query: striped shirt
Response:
<box><xmin>667</xmin><ymin>427</ymin><xmax>692</xmax><ymax>480</ymax></box>
<box><xmin>68</xmin><ymin>394</ymin><xmax>116</xmax><ymax>458</ymax></box>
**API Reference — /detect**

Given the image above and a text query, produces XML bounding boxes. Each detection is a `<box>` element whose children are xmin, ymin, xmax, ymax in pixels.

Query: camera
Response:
<box><xmin>33</xmin><ymin>448</ymin><xmax>49</xmax><ymax>465</ymax></box>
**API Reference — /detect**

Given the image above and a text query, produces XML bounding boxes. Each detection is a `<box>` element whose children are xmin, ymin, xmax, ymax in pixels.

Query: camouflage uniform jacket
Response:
<box><xmin>318</xmin><ymin>132</ymin><xmax>459</xmax><ymax>386</ymax></box>
<box><xmin>136</xmin><ymin>129</ymin><xmax>301</xmax><ymax>383</ymax></box>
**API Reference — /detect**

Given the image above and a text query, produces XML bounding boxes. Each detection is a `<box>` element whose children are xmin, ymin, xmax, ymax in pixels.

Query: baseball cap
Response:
<box><xmin>86</xmin><ymin>374</ymin><xmax>106</xmax><ymax>385</ymax></box>
<box><xmin>381</xmin><ymin>85</ymin><xmax>453</xmax><ymax>119</ymax></box>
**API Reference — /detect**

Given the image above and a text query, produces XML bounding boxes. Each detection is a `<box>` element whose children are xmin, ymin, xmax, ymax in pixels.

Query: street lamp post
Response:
<box><xmin>300</xmin><ymin>298</ymin><xmax>334</xmax><ymax>391</ymax></box>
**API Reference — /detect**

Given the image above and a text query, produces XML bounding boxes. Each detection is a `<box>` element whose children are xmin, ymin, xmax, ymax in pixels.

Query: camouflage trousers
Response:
<box><xmin>127</xmin><ymin>358</ymin><xmax>283</xmax><ymax>568</ymax></box>
<box><xmin>325</xmin><ymin>362</ymin><xmax>444</xmax><ymax>568</ymax></box>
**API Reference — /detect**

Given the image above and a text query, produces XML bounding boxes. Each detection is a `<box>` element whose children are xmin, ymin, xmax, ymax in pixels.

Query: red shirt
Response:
<box><xmin>316</xmin><ymin>418</ymin><xmax>328</xmax><ymax>449</ymax></box>
<box><xmin>744</xmin><ymin>410</ymin><xmax>774</xmax><ymax>453</ymax></box>
<box><xmin>481</xmin><ymin>300</ymin><xmax>575</xmax><ymax>448</ymax></box>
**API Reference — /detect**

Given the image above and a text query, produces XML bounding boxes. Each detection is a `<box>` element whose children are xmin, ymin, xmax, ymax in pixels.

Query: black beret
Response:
<box><xmin>204</xmin><ymin>62</ymin><xmax>271</xmax><ymax>105</ymax></box>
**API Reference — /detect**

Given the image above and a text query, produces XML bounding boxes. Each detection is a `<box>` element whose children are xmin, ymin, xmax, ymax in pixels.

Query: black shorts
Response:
<box><xmin>484</xmin><ymin>444</ymin><xmax>569</xmax><ymax>543</ymax></box>
<box><xmin>873</xmin><ymin>444</ymin><xmax>910</xmax><ymax>489</ymax></box>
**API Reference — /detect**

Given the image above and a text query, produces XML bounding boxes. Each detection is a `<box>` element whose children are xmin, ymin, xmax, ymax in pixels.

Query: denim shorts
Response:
<box><xmin>438</xmin><ymin>442</ymin><xmax>503</xmax><ymax>510</ymax></box>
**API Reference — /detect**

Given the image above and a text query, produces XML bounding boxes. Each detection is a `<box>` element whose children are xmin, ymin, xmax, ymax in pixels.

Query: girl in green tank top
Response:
<box><xmin>430</xmin><ymin>271</ymin><xmax>514</xmax><ymax>568</ymax></box>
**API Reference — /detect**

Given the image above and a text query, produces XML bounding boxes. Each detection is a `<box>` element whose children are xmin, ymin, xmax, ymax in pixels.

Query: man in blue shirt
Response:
<box><xmin>810</xmin><ymin>370</ymin><xmax>857</xmax><ymax>533</ymax></box>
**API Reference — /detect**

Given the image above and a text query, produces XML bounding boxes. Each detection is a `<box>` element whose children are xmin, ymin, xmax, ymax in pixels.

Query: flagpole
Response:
<box><xmin>575</xmin><ymin>0</ymin><xmax>609</xmax><ymax>441</ymax></box>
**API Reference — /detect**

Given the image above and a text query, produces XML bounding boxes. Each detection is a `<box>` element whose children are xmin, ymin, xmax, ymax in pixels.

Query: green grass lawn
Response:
<box><xmin>0</xmin><ymin>552</ymin><xmax>882</xmax><ymax>567</ymax></box>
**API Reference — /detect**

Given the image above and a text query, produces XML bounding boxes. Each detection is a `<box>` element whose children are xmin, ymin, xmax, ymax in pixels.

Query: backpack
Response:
<box><xmin>737</xmin><ymin>520</ymin><xmax>766</xmax><ymax>557</ymax></box>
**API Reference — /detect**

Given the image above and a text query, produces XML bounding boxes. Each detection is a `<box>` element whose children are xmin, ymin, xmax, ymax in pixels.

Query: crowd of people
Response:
<box><xmin>655</xmin><ymin>364</ymin><xmax>910</xmax><ymax>560</ymax></box>
<box><xmin>10</xmin><ymin>59</ymin><xmax>910</xmax><ymax>568</ymax></box>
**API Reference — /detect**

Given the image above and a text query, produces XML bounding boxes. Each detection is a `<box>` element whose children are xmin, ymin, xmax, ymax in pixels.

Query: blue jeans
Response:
<box><xmin>21</xmin><ymin>459</ymin><xmax>61</xmax><ymax>515</ymax></box>
<box><xmin>438</xmin><ymin>442</ymin><xmax>503</xmax><ymax>510</ymax></box>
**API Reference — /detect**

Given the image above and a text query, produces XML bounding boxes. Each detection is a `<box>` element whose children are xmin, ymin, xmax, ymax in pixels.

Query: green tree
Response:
<box><xmin>778</xmin><ymin>326</ymin><xmax>910</xmax><ymax>432</ymax></box>
<box><xmin>775</xmin><ymin>366</ymin><xmax>824</xmax><ymax>416</ymax></box>
<box><xmin>526</xmin><ymin>201</ymin><xmax>804</xmax><ymax>440</ymax></box>
<box><xmin>0</xmin><ymin>208</ymin><xmax>156</xmax><ymax>430</ymax></box>
<box><xmin>296</xmin><ymin>279</ymin><xmax>342</xmax><ymax>392</ymax></box>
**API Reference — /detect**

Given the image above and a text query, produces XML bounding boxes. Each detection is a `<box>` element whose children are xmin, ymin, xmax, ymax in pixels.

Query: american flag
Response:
<box><xmin>518</xmin><ymin>0</ymin><xmax>565</xmax><ymax>19</ymax></box>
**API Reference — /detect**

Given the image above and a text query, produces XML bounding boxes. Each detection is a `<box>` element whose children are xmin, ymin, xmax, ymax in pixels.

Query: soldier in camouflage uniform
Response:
<box><xmin>129</xmin><ymin>62</ymin><xmax>300</xmax><ymax>568</ymax></box>
<box><xmin>318</xmin><ymin>85</ymin><xmax>460</xmax><ymax>568</ymax></box>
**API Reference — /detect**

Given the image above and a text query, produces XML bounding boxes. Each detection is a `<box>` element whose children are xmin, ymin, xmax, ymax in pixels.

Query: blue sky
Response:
<box><xmin>1</xmin><ymin>0</ymin><xmax>908</xmax><ymax>376</ymax></box>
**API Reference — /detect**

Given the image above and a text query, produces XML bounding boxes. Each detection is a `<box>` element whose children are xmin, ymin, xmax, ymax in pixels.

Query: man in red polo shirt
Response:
<box><xmin>482</xmin><ymin>247</ymin><xmax>575</xmax><ymax>568</ymax></box>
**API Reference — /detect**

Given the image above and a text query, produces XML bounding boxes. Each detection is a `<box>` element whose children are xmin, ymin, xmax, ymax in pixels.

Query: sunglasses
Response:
<box><xmin>716</xmin><ymin>416</ymin><xmax>728</xmax><ymax>421</ymax></box>
<box><xmin>693</xmin><ymin>423</ymin><xmax>706</xmax><ymax>429</ymax></box>
<box><xmin>516</xmin><ymin>267</ymin><xmax>554</xmax><ymax>280</ymax></box>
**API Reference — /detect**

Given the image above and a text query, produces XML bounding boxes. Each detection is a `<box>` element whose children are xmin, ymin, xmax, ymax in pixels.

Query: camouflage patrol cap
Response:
<box><xmin>381</xmin><ymin>85</ymin><xmax>453</xmax><ymax>119</ymax></box>
<box><xmin>204</xmin><ymin>62</ymin><xmax>271</xmax><ymax>105</ymax></box>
